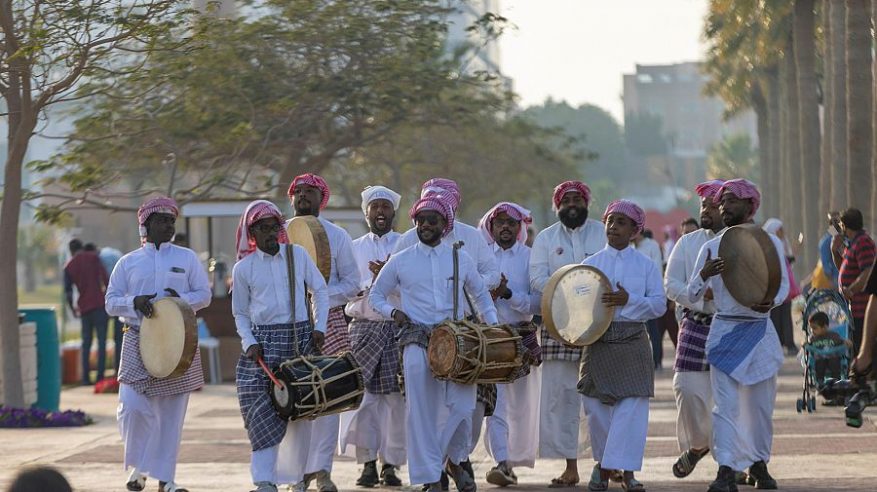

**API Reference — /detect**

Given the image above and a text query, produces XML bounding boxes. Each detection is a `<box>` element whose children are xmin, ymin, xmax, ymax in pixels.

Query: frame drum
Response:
<box><xmin>287</xmin><ymin>215</ymin><xmax>332</xmax><ymax>282</ymax></box>
<box><xmin>541</xmin><ymin>264</ymin><xmax>615</xmax><ymax>346</ymax></box>
<box><xmin>139</xmin><ymin>297</ymin><xmax>198</xmax><ymax>379</ymax></box>
<box><xmin>718</xmin><ymin>223</ymin><xmax>782</xmax><ymax>307</ymax></box>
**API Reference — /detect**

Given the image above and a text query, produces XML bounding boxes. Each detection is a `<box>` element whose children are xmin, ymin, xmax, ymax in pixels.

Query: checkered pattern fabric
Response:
<box><xmin>118</xmin><ymin>326</ymin><xmax>204</xmax><ymax>397</ymax></box>
<box><xmin>321</xmin><ymin>306</ymin><xmax>351</xmax><ymax>355</ymax></box>
<box><xmin>674</xmin><ymin>313</ymin><xmax>712</xmax><ymax>372</ymax></box>
<box><xmin>236</xmin><ymin>321</ymin><xmax>314</xmax><ymax>451</ymax></box>
<box><xmin>577</xmin><ymin>321</ymin><xmax>654</xmax><ymax>405</ymax></box>
<box><xmin>477</xmin><ymin>384</ymin><xmax>497</xmax><ymax>417</ymax></box>
<box><xmin>539</xmin><ymin>324</ymin><xmax>584</xmax><ymax>362</ymax></box>
<box><xmin>348</xmin><ymin>319</ymin><xmax>401</xmax><ymax>394</ymax></box>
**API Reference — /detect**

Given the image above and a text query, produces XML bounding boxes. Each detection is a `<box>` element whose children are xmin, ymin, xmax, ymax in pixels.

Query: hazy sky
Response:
<box><xmin>499</xmin><ymin>0</ymin><xmax>710</xmax><ymax>122</ymax></box>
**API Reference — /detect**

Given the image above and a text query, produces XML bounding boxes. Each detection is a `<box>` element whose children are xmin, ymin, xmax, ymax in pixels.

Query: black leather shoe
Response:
<box><xmin>356</xmin><ymin>461</ymin><xmax>379</xmax><ymax>488</ymax></box>
<box><xmin>748</xmin><ymin>461</ymin><xmax>778</xmax><ymax>489</ymax></box>
<box><xmin>381</xmin><ymin>464</ymin><xmax>403</xmax><ymax>487</ymax></box>
<box><xmin>708</xmin><ymin>466</ymin><xmax>738</xmax><ymax>492</ymax></box>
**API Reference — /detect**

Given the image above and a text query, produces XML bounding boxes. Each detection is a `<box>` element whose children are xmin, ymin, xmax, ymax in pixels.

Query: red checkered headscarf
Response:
<box><xmin>288</xmin><ymin>173</ymin><xmax>330</xmax><ymax>210</ymax></box>
<box><xmin>552</xmin><ymin>180</ymin><xmax>591</xmax><ymax>211</ymax></box>
<box><xmin>420</xmin><ymin>178</ymin><xmax>461</xmax><ymax>210</ymax></box>
<box><xmin>235</xmin><ymin>200</ymin><xmax>289</xmax><ymax>261</ymax></box>
<box><xmin>137</xmin><ymin>196</ymin><xmax>179</xmax><ymax>238</ymax></box>
<box><xmin>603</xmin><ymin>199</ymin><xmax>645</xmax><ymax>233</ymax></box>
<box><xmin>409</xmin><ymin>195</ymin><xmax>455</xmax><ymax>237</ymax></box>
<box><xmin>715</xmin><ymin>178</ymin><xmax>761</xmax><ymax>219</ymax></box>
<box><xmin>695</xmin><ymin>179</ymin><xmax>725</xmax><ymax>204</ymax></box>
<box><xmin>477</xmin><ymin>202</ymin><xmax>533</xmax><ymax>245</ymax></box>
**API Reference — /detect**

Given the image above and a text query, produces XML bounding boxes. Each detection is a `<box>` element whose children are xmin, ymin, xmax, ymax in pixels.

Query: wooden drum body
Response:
<box><xmin>269</xmin><ymin>354</ymin><xmax>364</xmax><ymax>421</ymax></box>
<box><xmin>139</xmin><ymin>297</ymin><xmax>198</xmax><ymax>379</ymax></box>
<box><xmin>427</xmin><ymin>319</ymin><xmax>523</xmax><ymax>384</ymax></box>
<box><xmin>542</xmin><ymin>264</ymin><xmax>615</xmax><ymax>347</ymax></box>
<box><xmin>718</xmin><ymin>223</ymin><xmax>782</xmax><ymax>307</ymax></box>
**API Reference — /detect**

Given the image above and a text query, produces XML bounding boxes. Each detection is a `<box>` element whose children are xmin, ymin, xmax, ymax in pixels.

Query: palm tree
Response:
<box><xmin>794</xmin><ymin>0</ymin><xmax>821</xmax><ymax>269</ymax></box>
<box><xmin>830</xmin><ymin>1</ymin><xmax>847</xmax><ymax>212</ymax></box>
<box><xmin>820</xmin><ymin>2</ymin><xmax>832</xmax><ymax>223</ymax></box>
<box><xmin>845</xmin><ymin>0</ymin><xmax>872</xmax><ymax>213</ymax></box>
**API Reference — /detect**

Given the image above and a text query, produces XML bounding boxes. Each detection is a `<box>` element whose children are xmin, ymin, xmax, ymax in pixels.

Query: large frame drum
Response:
<box><xmin>269</xmin><ymin>353</ymin><xmax>364</xmax><ymax>421</ymax></box>
<box><xmin>286</xmin><ymin>215</ymin><xmax>332</xmax><ymax>282</ymax></box>
<box><xmin>427</xmin><ymin>319</ymin><xmax>523</xmax><ymax>384</ymax></box>
<box><xmin>139</xmin><ymin>297</ymin><xmax>198</xmax><ymax>379</ymax></box>
<box><xmin>718</xmin><ymin>223</ymin><xmax>782</xmax><ymax>306</ymax></box>
<box><xmin>541</xmin><ymin>264</ymin><xmax>615</xmax><ymax>346</ymax></box>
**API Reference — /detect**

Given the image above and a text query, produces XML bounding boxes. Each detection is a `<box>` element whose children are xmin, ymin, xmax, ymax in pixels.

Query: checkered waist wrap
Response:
<box><xmin>577</xmin><ymin>321</ymin><xmax>654</xmax><ymax>405</ymax></box>
<box><xmin>477</xmin><ymin>384</ymin><xmax>497</xmax><ymax>416</ymax></box>
<box><xmin>395</xmin><ymin>322</ymin><xmax>436</xmax><ymax>350</ymax></box>
<box><xmin>510</xmin><ymin>331</ymin><xmax>543</xmax><ymax>380</ymax></box>
<box><xmin>349</xmin><ymin>319</ymin><xmax>401</xmax><ymax>394</ymax></box>
<box><xmin>321</xmin><ymin>306</ymin><xmax>351</xmax><ymax>356</ymax></box>
<box><xmin>236</xmin><ymin>321</ymin><xmax>314</xmax><ymax>451</ymax></box>
<box><xmin>674</xmin><ymin>311</ymin><xmax>712</xmax><ymax>372</ymax></box>
<box><xmin>118</xmin><ymin>326</ymin><xmax>204</xmax><ymax>398</ymax></box>
<box><xmin>540</xmin><ymin>324</ymin><xmax>584</xmax><ymax>362</ymax></box>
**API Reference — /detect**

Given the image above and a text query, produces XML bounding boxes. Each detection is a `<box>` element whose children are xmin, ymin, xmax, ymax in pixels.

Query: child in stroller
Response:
<box><xmin>797</xmin><ymin>289</ymin><xmax>854</xmax><ymax>412</ymax></box>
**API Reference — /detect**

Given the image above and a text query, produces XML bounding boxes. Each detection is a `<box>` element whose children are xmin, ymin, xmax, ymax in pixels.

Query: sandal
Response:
<box><xmin>621</xmin><ymin>477</ymin><xmax>645</xmax><ymax>492</ymax></box>
<box><xmin>672</xmin><ymin>448</ymin><xmax>710</xmax><ymax>478</ymax></box>
<box><xmin>549</xmin><ymin>475</ymin><xmax>581</xmax><ymax>489</ymax></box>
<box><xmin>586</xmin><ymin>464</ymin><xmax>607</xmax><ymax>491</ymax></box>
<box><xmin>158</xmin><ymin>481</ymin><xmax>189</xmax><ymax>492</ymax></box>
<box><xmin>125</xmin><ymin>469</ymin><xmax>146</xmax><ymax>491</ymax></box>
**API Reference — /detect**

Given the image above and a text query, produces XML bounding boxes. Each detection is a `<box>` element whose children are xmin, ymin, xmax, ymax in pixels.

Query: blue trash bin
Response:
<box><xmin>19</xmin><ymin>307</ymin><xmax>61</xmax><ymax>411</ymax></box>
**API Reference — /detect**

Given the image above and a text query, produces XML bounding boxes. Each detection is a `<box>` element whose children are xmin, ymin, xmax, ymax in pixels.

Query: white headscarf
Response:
<box><xmin>763</xmin><ymin>218</ymin><xmax>793</xmax><ymax>257</ymax></box>
<box><xmin>361</xmin><ymin>186</ymin><xmax>401</xmax><ymax>215</ymax></box>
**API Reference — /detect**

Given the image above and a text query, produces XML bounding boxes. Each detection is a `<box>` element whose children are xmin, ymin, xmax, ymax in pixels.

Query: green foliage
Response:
<box><xmin>57</xmin><ymin>0</ymin><xmax>512</xmax><ymax>202</ymax></box>
<box><xmin>707</xmin><ymin>133</ymin><xmax>758</xmax><ymax>182</ymax></box>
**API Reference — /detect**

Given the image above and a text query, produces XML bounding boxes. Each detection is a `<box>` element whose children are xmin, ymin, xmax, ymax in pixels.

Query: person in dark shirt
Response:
<box><xmin>805</xmin><ymin>312</ymin><xmax>852</xmax><ymax>384</ymax></box>
<box><xmin>64</xmin><ymin>238</ymin><xmax>110</xmax><ymax>385</ymax></box>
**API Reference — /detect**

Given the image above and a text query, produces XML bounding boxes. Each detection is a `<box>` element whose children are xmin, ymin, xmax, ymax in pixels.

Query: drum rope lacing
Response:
<box><xmin>278</xmin><ymin>355</ymin><xmax>364</xmax><ymax>419</ymax></box>
<box><xmin>436</xmin><ymin>322</ymin><xmax>524</xmax><ymax>384</ymax></box>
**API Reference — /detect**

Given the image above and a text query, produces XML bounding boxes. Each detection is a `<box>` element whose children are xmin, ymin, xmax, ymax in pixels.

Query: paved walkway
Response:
<box><xmin>1</xmin><ymin>355</ymin><xmax>875</xmax><ymax>491</ymax></box>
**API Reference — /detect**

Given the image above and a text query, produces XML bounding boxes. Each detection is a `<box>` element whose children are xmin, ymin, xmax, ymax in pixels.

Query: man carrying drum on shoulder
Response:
<box><xmin>105</xmin><ymin>196</ymin><xmax>211</xmax><ymax>492</ymax></box>
<box><xmin>474</xmin><ymin>202</ymin><xmax>542</xmax><ymax>487</ymax></box>
<box><xmin>686</xmin><ymin>179</ymin><xmax>789</xmax><ymax>492</ymax></box>
<box><xmin>579</xmin><ymin>200</ymin><xmax>666</xmax><ymax>492</ymax></box>
<box><xmin>231</xmin><ymin>200</ymin><xmax>329</xmax><ymax>492</ymax></box>
<box><xmin>529</xmin><ymin>180</ymin><xmax>606</xmax><ymax>488</ymax></box>
<box><xmin>341</xmin><ymin>186</ymin><xmax>406</xmax><ymax>488</ymax></box>
<box><xmin>370</xmin><ymin>194</ymin><xmax>499</xmax><ymax>492</ymax></box>
<box><xmin>287</xmin><ymin>173</ymin><xmax>361</xmax><ymax>492</ymax></box>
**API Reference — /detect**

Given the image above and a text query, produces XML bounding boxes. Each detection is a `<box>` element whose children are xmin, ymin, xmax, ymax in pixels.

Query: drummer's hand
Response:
<box><xmin>312</xmin><ymin>331</ymin><xmax>325</xmax><ymax>353</ymax></box>
<box><xmin>133</xmin><ymin>293</ymin><xmax>157</xmax><ymax>318</ymax></box>
<box><xmin>491</xmin><ymin>274</ymin><xmax>511</xmax><ymax>300</ymax></box>
<box><xmin>704</xmin><ymin>288</ymin><xmax>714</xmax><ymax>301</ymax></box>
<box><xmin>369</xmin><ymin>255</ymin><xmax>390</xmax><ymax>278</ymax></box>
<box><xmin>750</xmin><ymin>300</ymin><xmax>773</xmax><ymax>313</ymax></box>
<box><xmin>392</xmin><ymin>309</ymin><xmax>411</xmax><ymax>326</ymax></box>
<box><xmin>602</xmin><ymin>282</ymin><xmax>629</xmax><ymax>307</ymax></box>
<box><xmin>699</xmin><ymin>250</ymin><xmax>725</xmax><ymax>280</ymax></box>
<box><xmin>164</xmin><ymin>288</ymin><xmax>180</xmax><ymax>298</ymax></box>
<box><xmin>245</xmin><ymin>343</ymin><xmax>263</xmax><ymax>362</ymax></box>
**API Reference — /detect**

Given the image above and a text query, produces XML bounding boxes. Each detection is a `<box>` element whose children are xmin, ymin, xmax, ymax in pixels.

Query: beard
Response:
<box><xmin>558</xmin><ymin>206</ymin><xmax>588</xmax><ymax>229</ymax></box>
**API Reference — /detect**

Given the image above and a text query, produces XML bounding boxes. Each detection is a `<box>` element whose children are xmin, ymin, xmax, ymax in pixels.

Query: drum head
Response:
<box><xmin>541</xmin><ymin>264</ymin><xmax>615</xmax><ymax>346</ymax></box>
<box><xmin>140</xmin><ymin>297</ymin><xmax>197</xmax><ymax>378</ymax></box>
<box><xmin>718</xmin><ymin>224</ymin><xmax>782</xmax><ymax>307</ymax></box>
<box><xmin>427</xmin><ymin>324</ymin><xmax>458</xmax><ymax>377</ymax></box>
<box><xmin>287</xmin><ymin>216</ymin><xmax>332</xmax><ymax>282</ymax></box>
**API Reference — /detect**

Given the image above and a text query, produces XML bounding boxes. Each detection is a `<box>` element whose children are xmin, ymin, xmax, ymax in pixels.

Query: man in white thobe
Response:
<box><xmin>106</xmin><ymin>196</ymin><xmax>210</xmax><ymax>492</ymax></box>
<box><xmin>370</xmin><ymin>195</ymin><xmax>498</xmax><ymax>492</ymax></box>
<box><xmin>529</xmin><ymin>180</ymin><xmax>605</xmax><ymax>487</ymax></box>
<box><xmin>686</xmin><ymin>179</ymin><xmax>789</xmax><ymax>492</ymax></box>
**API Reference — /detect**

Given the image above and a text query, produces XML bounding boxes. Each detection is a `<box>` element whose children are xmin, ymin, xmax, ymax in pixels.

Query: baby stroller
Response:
<box><xmin>797</xmin><ymin>289</ymin><xmax>853</xmax><ymax>413</ymax></box>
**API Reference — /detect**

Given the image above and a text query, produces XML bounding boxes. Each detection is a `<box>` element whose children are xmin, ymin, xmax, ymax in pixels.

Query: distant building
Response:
<box><xmin>623</xmin><ymin>62</ymin><xmax>758</xmax><ymax>190</ymax></box>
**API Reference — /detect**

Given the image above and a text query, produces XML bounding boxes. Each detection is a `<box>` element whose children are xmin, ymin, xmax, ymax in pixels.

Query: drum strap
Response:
<box><xmin>285</xmin><ymin>244</ymin><xmax>302</xmax><ymax>358</ymax></box>
<box><xmin>453</xmin><ymin>241</ymin><xmax>462</xmax><ymax>321</ymax></box>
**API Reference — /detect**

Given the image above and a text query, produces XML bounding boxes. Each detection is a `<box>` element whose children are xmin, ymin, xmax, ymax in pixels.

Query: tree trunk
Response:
<box><xmin>846</xmin><ymin>0</ymin><xmax>873</xmax><ymax>213</ymax></box>
<box><xmin>779</xmin><ymin>55</ymin><xmax>791</xmax><ymax>225</ymax></box>
<box><xmin>752</xmin><ymin>81</ymin><xmax>771</xmax><ymax>214</ymax></box>
<box><xmin>767</xmin><ymin>69</ymin><xmax>783</xmax><ymax>221</ymax></box>
<box><xmin>872</xmin><ymin>0</ymin><xmax>877</xmax><ymax>230</ymax></box>
<box><xmin>784</xmin><ymin>39</ymin><xmax>804</xmax><ymax>248</ymax></box>
<box><xmin>795</xmin><ymin>0</ymin><xmax>821</xmax><ymax>270</ymax></box>
<box><xmin>821</xmin><ymin>0</ymin><xmax>833</xmax><ymax>222</ymax></box>
<box><xmin>830</xmin><ymin>0</ymin><xmax>848</xmax><ymax>212</ymax></box>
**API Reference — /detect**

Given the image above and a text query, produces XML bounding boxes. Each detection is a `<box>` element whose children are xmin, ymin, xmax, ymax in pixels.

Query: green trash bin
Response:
<box><xmin>19</xmin><ymin>307</ymin><xmax>61</xmax><ymax>411</ymax></box>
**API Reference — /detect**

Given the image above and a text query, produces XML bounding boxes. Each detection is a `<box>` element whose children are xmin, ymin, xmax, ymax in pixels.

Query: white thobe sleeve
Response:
<box><xmin>771</xmin><ymin>236</ymin><xmax>791</xmax><ymax>307</ymax></box>
<box><xmin>105</xmin><ymin>258</ymin><xmax>138</xmax><ymax>320</ymax></box>
<box><xmin>370</xmin><ymin>256</ymin><xmax>400</xmax><ymax>319</ymax></box>
<box><xmin>463</xmin><ymin>254</ymin><xmax>499</xmax><ymax>325</ymax></box>
<box><xmin>303</xmin><ymin>249</ymin><xmax>330</xmax><ymax>333</ymax></box>
<box><xmin>231</xmin><ymin>261</ymin><xmax>258</xmax><ymax>351</ymax></box>
<box><xmin>664</xmin><ymin>238</ymin><xmax>702</xmax><ymax>311</ymax></box>
<box><xmin>180</xmin><ymin>251</ymin><xmax>211</xmax><ymax>312</ymax></box>
<box><xmin>473</xmin><ymin>234</ymin><xmax>501</xmax><ymax>290</ymax></box>
<box><xmin>329</xmin><ymin>235</ymin><xmax>361</xmax><ymax>307</ymax></box>
<box><xmin>621</xmin><ymin>261</ymin><xmax>667</xmax><ymax>320</ymax></box>
<box><xmin>686</xmin><ymin>244</ymin><xmax>712</xmax><ymax>305</ymax></box>
<box><xmin>529</xmin><ymin>233</ymin><xmax>550</xmax><ymax>293</ymax></box>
